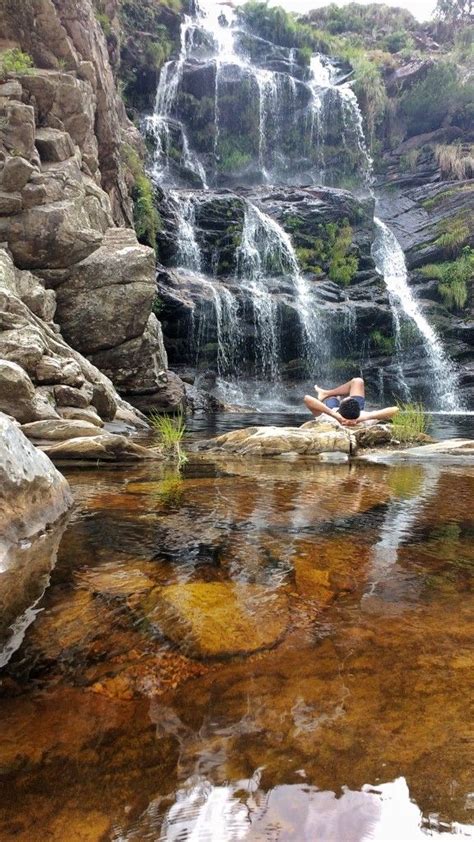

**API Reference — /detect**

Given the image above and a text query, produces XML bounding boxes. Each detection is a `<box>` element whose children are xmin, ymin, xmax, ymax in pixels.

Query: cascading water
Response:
<box><xmin>309</xmin><ymin>53</ymin><xmax>462</xmax><ymax>408</ymax></box>
<box><xmin>372</xmin><ymin>219</ymin><xmax>462</xmax><ymax>409</ymax></box>
<box><xmin>147</xmin><ymin>0</ymin><xmax>462</xmax><ymax>409</ymax></box>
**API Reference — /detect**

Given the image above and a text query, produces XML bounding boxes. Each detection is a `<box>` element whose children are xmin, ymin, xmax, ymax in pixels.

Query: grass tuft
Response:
<box><xmin>391</xmin><ymin>402</ymin><xmax>427</xmax><ymax>441</ymax></box>
<box><xmin>149</xmin><ymin>411</ymin><xmax>187</xmax><ymax>465</ymax></box>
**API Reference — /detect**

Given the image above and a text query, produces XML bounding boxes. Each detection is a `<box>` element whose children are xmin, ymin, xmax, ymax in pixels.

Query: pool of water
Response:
<box><xmin>185</xmin><ymin>410</ymin><xmax>474</xmax><ymax>442</ymax></box>
<box><xmin>1</xmin><ymin>430</ymin><xmax>473</xmax><ymax>840</ymax></box>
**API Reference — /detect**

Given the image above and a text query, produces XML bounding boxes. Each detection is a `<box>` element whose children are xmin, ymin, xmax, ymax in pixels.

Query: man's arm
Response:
<box><xmin>304</xmin><ymin>395</ymin><xmax>344</xmax><ymax>424</ymax></box>
<box><xmin>361</xmin><ymin>406</ymin><xmax>399</xmax><ymax>423</ymax></box>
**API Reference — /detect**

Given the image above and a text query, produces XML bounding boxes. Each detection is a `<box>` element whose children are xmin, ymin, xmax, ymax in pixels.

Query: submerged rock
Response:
<box><xmin>143</xmin><ymin>582</ymin><xmax>289</xmax><ymax>658</ymax></box>
<box><xmin>361</xmin><ymin>438</ymin><xmax>474</xmax><ymax>463</ymax></box>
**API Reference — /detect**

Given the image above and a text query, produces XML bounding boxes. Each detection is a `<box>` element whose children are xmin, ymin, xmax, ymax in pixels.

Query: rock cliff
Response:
<box><xmin>0</xmin><ymin>0</ymin><xmax>185</xmax><ymax>423</ymax></box>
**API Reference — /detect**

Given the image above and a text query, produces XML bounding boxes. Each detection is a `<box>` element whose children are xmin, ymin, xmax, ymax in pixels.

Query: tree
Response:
<box><xmin>435</xmin><ymin>0</ymin><xmax>473</xmax><ymax>22</ymax></box>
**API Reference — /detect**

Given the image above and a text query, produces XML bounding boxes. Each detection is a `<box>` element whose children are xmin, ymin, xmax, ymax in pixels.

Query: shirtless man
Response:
<box><xmin>303</xmin><ymin>377</ymin><xmax>399</xmax><ymax>427</ymax></box>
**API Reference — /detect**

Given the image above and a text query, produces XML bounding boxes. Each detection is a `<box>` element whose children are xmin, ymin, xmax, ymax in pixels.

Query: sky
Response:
<box><xmin>264</xmin><ymin>0</ymin><xmax>437</xmax><ymax>23</ymax></box>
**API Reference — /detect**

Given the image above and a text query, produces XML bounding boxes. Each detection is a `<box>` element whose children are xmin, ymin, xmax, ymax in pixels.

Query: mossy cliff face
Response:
<box><xmin>0</xmin><ymin>0</ymin><xmax>186</xmax><ymax>416</ymax></box>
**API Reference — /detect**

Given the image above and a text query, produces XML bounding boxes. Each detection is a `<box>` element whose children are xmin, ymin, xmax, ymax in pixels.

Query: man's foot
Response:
<box><xmin>314</xmin><ymin>385</ymin><xmax>329</xmax><ymax>401</ymax></box>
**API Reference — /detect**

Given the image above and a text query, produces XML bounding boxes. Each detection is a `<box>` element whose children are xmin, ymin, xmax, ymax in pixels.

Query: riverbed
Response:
<box><xmin>1</xmin><ymin>417</ymin><xmax>473</xmax><ymax>841</ymax></box>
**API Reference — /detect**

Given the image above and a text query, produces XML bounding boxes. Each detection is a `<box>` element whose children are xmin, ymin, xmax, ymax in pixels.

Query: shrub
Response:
<box><xmin>399</xmin><ymin>62</ymin><xmax>463</xmax><ymax>136</ymax></box>
<box><xmin>421</xmin><ymin>247</ymin><xmax>473</xmax><ymax>310</ymax></box>
<box><xmin>327</xmin><ymin>41</ymin><xmax>387</xmax><ymax>144</ymax></box>
<box><xmin>383</xmin><ymin>30</ymin><xmax>414</xmax><ymax>53</ymax></box>
<box><xmin>0</xmin><ymin>49</ymin><xmax>34</xmax><ymax>77</ymax></box>
<box><xmin>392</xmin><ymin>402</ymin><xmax>427</xmax><ymax>441</ymax></box>
<box><xmin>310</xmin><ymin>3</ymin><xmax>416</xmax><ymax>38</ymax></box>
<box><xmin>133</xmin><ymin>174</ymin><xmax>161</xmax><ymax>248</ymax></box>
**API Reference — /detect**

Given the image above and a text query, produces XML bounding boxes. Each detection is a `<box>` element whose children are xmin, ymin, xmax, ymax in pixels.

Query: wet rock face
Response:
<box><xmin>156</xmin><ymin>186</ymin><xmax>389</xmax><ymax>379</ymax></box>
<box><xmin>376</xmin><ymin>179</ymin><xmax>474</xmax><ymax>405</ymax></box>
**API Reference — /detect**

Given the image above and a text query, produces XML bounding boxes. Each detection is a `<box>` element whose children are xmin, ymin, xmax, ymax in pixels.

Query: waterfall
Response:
<box><xmin>310</xmin><ymin>53</ymin><xmax>462</xmax><ymax>408</ymax></box>
<box><xmin>147</xmin><ymin>16</ymin><xmax>207</xmax><ymax>187</ymax></box>
<box><xmin>172</xmin><ymin>193</ymin><xmax>201</xmax><ymax>272</ymax></box>
<box><xmin>237</xmin><ymin>201</ymin><xmax>329</xmax><ymax>374</ymax></box>
<box><xmin>373</xmin><ymin>219</ymin><xmax>461</xmax><ymax>410</ymax></box>
<box><xmin>146</xmin><ymin>0</ymin><xmax>463</xmax><ymax>409</ymax></box>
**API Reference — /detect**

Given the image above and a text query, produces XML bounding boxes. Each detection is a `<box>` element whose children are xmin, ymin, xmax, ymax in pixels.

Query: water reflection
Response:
<box><xmin>120</xmin><ymin>776</ymin><xmax>473</xmax><ymax>841</ymax></box>
<box><xmin>0</xmin><ymin>457</ymin><xmax>473</xmax><ymax>841</ymax></box>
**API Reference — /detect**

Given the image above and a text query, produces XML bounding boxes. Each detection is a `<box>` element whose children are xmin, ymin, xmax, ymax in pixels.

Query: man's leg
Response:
<box><xmin>315</xmin><ymin>377</ymin><xmax>365</xmax><ymax>401</ymax></box>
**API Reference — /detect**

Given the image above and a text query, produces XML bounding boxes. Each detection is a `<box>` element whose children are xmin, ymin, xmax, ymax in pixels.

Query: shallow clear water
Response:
<box><xmin>0</xmin><ymin>426</ymin><xmax>473</xmax><ymax>841</ymax></box>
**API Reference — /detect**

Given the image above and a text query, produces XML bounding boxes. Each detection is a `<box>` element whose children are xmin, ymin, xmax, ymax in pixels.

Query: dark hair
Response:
<box><xmin>339</xmin><ymin>397</ymin><xmax>361</xmax><ymax>420</ymax></box>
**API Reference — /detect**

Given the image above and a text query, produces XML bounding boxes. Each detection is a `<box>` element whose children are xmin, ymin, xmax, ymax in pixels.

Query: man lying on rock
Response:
<box><xmin>304</xmin><ymin>377</ymin><xmax>399</xmax><ymax>427</ymax></box>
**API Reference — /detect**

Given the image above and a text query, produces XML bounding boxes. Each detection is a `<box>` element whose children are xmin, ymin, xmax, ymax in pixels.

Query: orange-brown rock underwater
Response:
<box><xmin>0</xmin><ymin>454</ymin><xmax>473</xmax><ymax>841</ymax></box>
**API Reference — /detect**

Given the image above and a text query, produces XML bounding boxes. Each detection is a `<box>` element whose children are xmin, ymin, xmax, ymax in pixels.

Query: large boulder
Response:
<box><xmin>54</xmin><ymin>228</ymin><xmax>156</xmax><ymax>353</ymax></box>
<box><xmin>197</xmin><ymin>424</ymin><xmax>355</xmax><ymax>457</ymax></box>
<box><xmin>0</xmin><ymin>360</ymin><xmax>37</xmax><ymax>423</ymax></box>
<box><xmin>143</xmin><ymin>582</ymin><xmax>289</xmax><ymax>657</ymax></box>
<box><xmin>0</xmin><ymin>412</ymin><xmax>72</xmax><ymax>544</ymax></box>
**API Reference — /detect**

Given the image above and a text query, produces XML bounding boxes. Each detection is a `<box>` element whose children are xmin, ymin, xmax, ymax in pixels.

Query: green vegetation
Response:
<box><xmin>149</xmin><ymin>412</ymin><xmax>187</xmax><ymax>465</ymax></box>
<box><xmin>95</xmin><ymin>10</ymin><xmax>112</xmax><ymax>36</ymax></box>
<box><xmin>421</xmin><ymin>183</ymin><xmax>474</xmax><ymax>210</ymax></box>
<box><xmin>400</xmin><ymin>62</ymin><xmax>473</xmax><ymax>136</ymax></box>
<box><xmin>0</xmin><ymin>48</ymin><xmax>34</xmax><ymax>77</ymax></box>
<box><xmin>311</xmin><ymin>3</ymin><xmax>416</xmax><ymax>38</ymax></box>
<box><xmin>392</xmin><ymin>402</ymin><xmax>427</xmax><ymax>441</ymax></box>
<box><xmin>152</xmin><ymin>295</ymin><xmax>164</xmax><ymax>317</ymax></box>
<box><xmin>113</xmin><ymin>0</ymin><xmax>181</xmax><ymax>111</ymax></box>
<box><xmin>216</xmin><ymin>137</ymin><xmax>252</xmax><ymax>173</ymax></box>
<box><xmin>435</xmin><ymin>213</ymin><xmax>470</xmax><ymax>256</ymax></box>
<box><xmin>292</xmin><ymin>219</ymin><xmax>359</xmax><ymax>285</ymax></box>
<box><xmin>370</xmin><ymin>330</ymin><xmax>395</xmax><ymax>355</ymax></box>
<box><xmin>421</xmin><ymin>247</ymin><xmax>473</xmax><ymax>310</ymax></box>
<box><xmin>237</xmin><ymin>1</ymin><xmax>319</xmax><ymax>50</ymax></box>
<box><xmin>122</xmin><ymin>144</ymin><xmax>161</xmax><ymax>249</ymax></box>
<box><xmin>399</xmin><ymin>320</ymin><xmax>421</xmax><ymax>348</ymax></box>
<box><xmin>382</xmin><ymin>30</ymin><xmax>414</xmax><ymax>53</ymax></box>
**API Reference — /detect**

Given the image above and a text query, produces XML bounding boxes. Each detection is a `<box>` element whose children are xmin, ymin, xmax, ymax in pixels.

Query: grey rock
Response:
<box><xmin>53</xmin><ymin>383</ymin><xmax>93</xmax><ymax>408</ymax></box>
<box><xmin>21</xmin><ymin>419</ymin><xmax>101</xmax><ymax>440</ymax></box>
<box><xmin>91</xmin><ymin>382</ymin><xmax>117</xmax><ymax>421</ymax></box>
<box><xmin>0</xmin><ymin>191</ymin><xmax>22</xmax><ymax>215</ymax></box>
<box><xmin>1</xmin><ymin>156</ymin><xmax>34</xmax><ymax>192</ymax></box>
<box><xmin>41</xmin><ymin>432</ymin><xmax>160</xmax><ymax>463</ymax></box>
<box><xmin>35</xmin><ymin>128</ymin><xmax>76</xmax><ymax>163</ymax></box>
<box><xmin>58</xmin><ymin>406</ymin><xmax>103</xmax><ymax>427</ymax></box>
<box><xmin>0</xmin><ymin>360</ymin><xmax>37</xmax><ymax>423</ymax></box>
<box><xmin>0</xmin><ymin>411</ymin><xmax>72</xmax><ymax>543</ymax></box>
